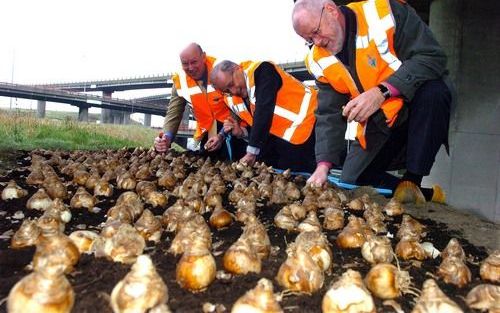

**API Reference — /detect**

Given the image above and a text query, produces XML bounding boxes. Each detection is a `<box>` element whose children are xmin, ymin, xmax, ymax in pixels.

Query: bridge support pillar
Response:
<box><xmin>123</xmin><ymin>113</ymin><xmax>130</xmax><ymax>125</ymax></box>
<box><xmin>78</xmin><ymin>105</ymin><xmax>89</xmax><ymax>122</ymax></box>
<box><xmin>113</xmin><ymin>112</ymin><xmax>123</xmax><ymax>125</ymax></box>
<box><xmin>37</xmin><ymin>100</ymin><xmax>46</xmax><ymax>118</ymax></box>
<box><xmin>144</xmin><ymin>114</ymin><xmax>151</xmax><ymax>127</ymax></box>
<box><xmin>101</xmin><ymin>91</ymin><xmax>113</xmax><ymax>123</ymax></box>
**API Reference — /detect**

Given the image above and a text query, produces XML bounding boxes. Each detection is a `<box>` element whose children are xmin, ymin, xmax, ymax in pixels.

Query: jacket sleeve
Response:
<box><xmin>385</xmin><ymin>0</ymin><xmax>448</xmax><ymax>101</ymax></box>
<box><xmin>249</xmin><ymin>62</ymin><xmax>283</xmax><ymax>149</ymax></box>
<box><xmin>314</xmin><ymin>81</ymin><xmax>350</xmax><ymax>165</ymax></box>
<box><xmin>163</xmin><ymin>85</ymin><xmax>187</xmax><ymax>137</ymax></box>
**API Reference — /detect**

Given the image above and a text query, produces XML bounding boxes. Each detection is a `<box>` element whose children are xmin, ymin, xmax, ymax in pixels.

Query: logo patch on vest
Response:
<box><xmin>367</xmin><ymin>55</ymin><xmax>377</xmax><ymax>68</ymax></box>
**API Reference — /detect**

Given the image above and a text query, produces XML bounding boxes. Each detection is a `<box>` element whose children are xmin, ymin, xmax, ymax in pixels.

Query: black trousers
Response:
<box><xmin>356</xmin><ymin>79</ymin><xmax>452</xmax><ymax>190</ymax></box>
<box><xmin>259</xmin><ymin>131</ymin><xmax>316</xmax><ymax>173</ymax></box>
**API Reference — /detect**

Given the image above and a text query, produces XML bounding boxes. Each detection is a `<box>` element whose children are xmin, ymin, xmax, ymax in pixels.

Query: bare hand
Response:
<box><xmin>342</xmin><ymin>87</ymin><xmax>385</xmax><ymax>123</ymax></box>
<box><xmin>154</xmin><ymin>136</ymin><xmax>171</xmax><ymax>153</ymax></box>
<box><xmin>306</xmin><ymin>163</ymin><xmax>330</xmax><ymax>187</ymax></box>
<box><xmin>223</xmin><ymin>117</ymin><xmax>244</xmax><ymax>138</ymax></box>
<box><xmin>239</xmin><ymin>152</ymin><xmax>257</xmax><ymax>166</ymax></box>
<box><xmin>204</xmin><ymin>134</ymin><xmax>223</xmax><ymax>152</ymax></box>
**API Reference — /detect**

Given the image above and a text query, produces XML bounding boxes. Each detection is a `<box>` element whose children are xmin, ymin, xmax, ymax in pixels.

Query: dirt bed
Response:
<box><xmin>0</xmin><ymin>150</ymin><xmax>497</xmax><ymax>313</ymax></box>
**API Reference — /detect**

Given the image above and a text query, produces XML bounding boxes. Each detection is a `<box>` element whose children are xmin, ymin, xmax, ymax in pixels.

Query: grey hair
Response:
<box><xmin>210</xmin><ymin>60</ymin><xmax>238</xmax><ymax>83</ymax></box>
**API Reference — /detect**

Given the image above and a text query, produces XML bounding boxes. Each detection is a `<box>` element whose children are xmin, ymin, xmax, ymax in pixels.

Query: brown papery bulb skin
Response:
<box><xmin>134</xmin><ymin>209</ymin><xmax>163</xmax><ymax>243</ymax></box>
<box><xmin>480</xmin><ymin>250</ymin><xmax>500</xmax><ymax>283</ymax></box>
<box><xmin>223</xmin><ymin>239</ymin><xmax>261</xmax><ymax>275</ymax></box>
<box><xmin>276</xmin><ymin>248</ymin><xmax>324</xmax><ymax>294</ymax></box>
<box><xmin>322</xmin><ymin>269</ymin><xmax>375</xmax><ymax>313</ymax></box>
<box><xmin>7</xmin><ymin>271</ymin><xmax>74</xmax><ymax>313</ymax></box>
<box><xmin>411</xmin><ymin>279</ymin><xmax>463</xmax><ymax>313</ymax></box>
<box><xmin>295</xmin><ymin>231</ymin><xmax>333</xmax><ymax>273</ymax></box>
<box><xmin>465</xmin><ymin>284</ymin><xmax>500</xmax><ymax>312</ymax></box>
<box><xmin>231</xmin><ymin>278</ymin><xmax>283</xmax><ymax>313</ymax></box>
<box><xmin>209</xmin><ymin>207</ymin><xmax>233</xmax><ymax>229</ymax></box>
<box><xmin>364</xmin><ymin>263</ymin><xmax>411</xmax><ymax>299</ymax></box>
<box><xmin>323</xmin><ymin>207</ymin><xmax>344</xmax><ymax>230</ymax></box>
<box><xmin>33</xmin><ymin>232</ymin><xmax>80</xmax><ymax>275</ymax></box>
<box><xmin>11</xmin><ymin>218</ymin><xmax>41</xmax><ymax>249</ymax></box>
<box><xmin>2</xmin><ymin>180</ymin><xmax>28</xmax><ymax>200</ymax></box>
<box><xmin>336</xmin><ymin>224</ymin><xmax>370</xmax><ymax>249</ymax></box>
<box><xmin>384</xmin><ymin>198</ymin><xmax>404</xmax><ymax>216</ymax></box>
<box><xmin>441</xmin><ymin>238</ymin><xmax>466</xmax><ymax>261</ymax></box>
<box><xmin>104</xmin><ymin>224</ymin><xmax>146</xmax><ymax>264</ymax></box>
<box><xmin>361</xmin><ymin>236</ymin><xmax>394</xmax><ymax>265</ymax></box>
<box><xmin>176</xmin><ymin>246</ymin><xmax>216</xmax><ymax>293</ymax></box>
<box><xmin>110</xmin><ymin>254</ymin><xmax>168</xmax><ymax>313</ymax></box>
<box><xmin>395</xmin><ymin>239</ymin><xmax>427</xmax><ymax>261</ymax></box>
<box><xmin>437</xmin><ymin>256</ymin><xmax>471</xmax><ymax>288</ymax></box>
<box><xmin>26</xmin><ymin>188</ymin><xmax>53</xmax><ymax>211</ymax></box>
<box><xmin>69</xmin><ymin>230</ymin><xmax>100</xmax><ymax>254</ymax></box>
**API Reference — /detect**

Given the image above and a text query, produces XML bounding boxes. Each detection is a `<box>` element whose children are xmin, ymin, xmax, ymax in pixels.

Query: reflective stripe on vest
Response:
<box><xmin>305</xmin><ymin>0</ymin><xmax>403</xmax><ymax>149</ymax></box>
<box><xmin>225</xmin><ymin>61</ymin><xmax>316</xmax><ymax>145</ymax></box>
<box><xmin>358</xmin><ymin>0</ymin><xmax>402</xmax><ymax>71</ymax></box>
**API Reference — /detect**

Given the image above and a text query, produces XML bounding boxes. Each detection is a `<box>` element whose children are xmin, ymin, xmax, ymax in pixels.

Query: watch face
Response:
<box><xmin>378</xmin><ymin>84</ymin><xmax>390</xmax><ymax>99</ymax></box>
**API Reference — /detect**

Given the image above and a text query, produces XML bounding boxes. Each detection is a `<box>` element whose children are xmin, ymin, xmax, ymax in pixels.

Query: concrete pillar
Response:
<box><xmin>78</xmin><ymin>105</ymin><xmax>89</xmax><ymax>122</ymax></box>
<box><xmin>426</xmin><ymin>0</ymin><xmax>500</xmax><ymax>222</ymax></box>
<box><xmin>123</xmin><ymin>112</ymin><xmax>130</xmax><ymax>125</ymax></box>
<box><xmin>37</xmin><ymin>100</ymin><xmax>46</xmax><ymax>118</ymax></box>
<box><xmin>113</xmin><ymin>112</ymin><xmax>123</xmax><ymax>125</ymax></box>
<box><xmin>101</xmin><ymin>91</ymin><xmax>113</xmax><ymax>123</ymax></box>
<box><xmin>144</xmin><ymin>114</ymin><xmax>151</xmax><ymax>127</ymax></box>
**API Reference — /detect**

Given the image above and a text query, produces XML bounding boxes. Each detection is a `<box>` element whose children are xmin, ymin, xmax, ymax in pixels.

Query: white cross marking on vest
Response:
<box><xmin>282</xmin><ymin>88</ymin><xmax>312</xmax><ymax>141</ymax></box>
<box><xmin>362</xmin><ymin>0</ymin><xmax>402</xmax><ymax>71</ymax></box>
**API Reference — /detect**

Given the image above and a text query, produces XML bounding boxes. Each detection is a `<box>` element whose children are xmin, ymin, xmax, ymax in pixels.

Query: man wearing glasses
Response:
<box><xmin>154</xmin><ymin>42</ymin><xmax>246</xmax><ymax>160</ymax></box>
<box><xmin>292</xmin><ymin>0</ymin><xmax>452</xmax><ymax>204</ymax></box>
<box><xmin>210</xmin><ymin>60</ymin><xmax>317</xmax><ymax>172</ymax></box>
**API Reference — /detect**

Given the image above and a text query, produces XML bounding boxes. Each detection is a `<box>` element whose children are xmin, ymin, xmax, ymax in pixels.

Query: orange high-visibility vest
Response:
<box><xmin>305</xmin><ymin>0</ymin><xmax>403</xmax><ymax>149</ymax></box>
<box><xmin>224</xmin><ymin>61</ymin><xmax>317</xmax><ymax>145</ymax></box>
<box><xmin>172</xmin><ymin>56</ymin><xmax>231</xmax><ymax>140</ymax></box>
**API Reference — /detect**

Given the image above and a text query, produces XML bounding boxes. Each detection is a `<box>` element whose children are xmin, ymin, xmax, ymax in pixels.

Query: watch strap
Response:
<box><xmin>377</xmin><ymin>84</ymin><xmax>391</xmax><ymax>100</ymax></box>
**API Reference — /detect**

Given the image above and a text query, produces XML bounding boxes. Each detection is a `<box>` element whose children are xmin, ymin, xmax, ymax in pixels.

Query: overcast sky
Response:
<box><xmin>0</xmin><ymin>0</ymin><xmax>309</xmax><ymax>125</ymax></box>
<box><xmin>0</xmin><ymin>0</ymin><xmax>308</xmax><ymax>83</ymax></box>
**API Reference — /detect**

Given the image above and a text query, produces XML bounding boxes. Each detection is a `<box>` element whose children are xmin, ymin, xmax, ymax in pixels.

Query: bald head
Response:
<box><xmin>292</xmin><ymin>0</ymin><xmax>327</xmax><ymax>31</ymax></box>
<box><xmin>292</xmin><ymin>0</ymin><xmax>345</xmax><ymax>54</ymax></box>
<box><xmin>210</xmin><ymin>60</ymin><xmax>248</xmax><ymax>98</ymax></box>
<box><xmin>180</xmin><ymin>42</ymin><xmax>203</xmax><ymax>58</ymax></box>
<box><xmin>179</xmin><ymin>42</ymin><xmax>206</xmax><ymax>80</ymax></box>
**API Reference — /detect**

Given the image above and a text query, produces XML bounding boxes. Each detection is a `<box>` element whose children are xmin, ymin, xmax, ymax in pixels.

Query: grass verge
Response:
<box><xmin>0</xmin><ymin>110</ymin><xmax>159</xmax><ymax>151</ymax></box>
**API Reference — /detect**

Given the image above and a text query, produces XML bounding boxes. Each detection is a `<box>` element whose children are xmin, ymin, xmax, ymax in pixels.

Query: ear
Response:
<box><xmin>325</xmin><ymin>2</ymin><xmax>338</xmax><ymax>17</ymax></box>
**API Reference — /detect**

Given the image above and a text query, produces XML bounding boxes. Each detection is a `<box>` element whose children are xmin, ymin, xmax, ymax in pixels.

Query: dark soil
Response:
<box><xmin>0</xmin><ymin>151</ymin><xmax>495</xmax><ymax>313</ymax></box>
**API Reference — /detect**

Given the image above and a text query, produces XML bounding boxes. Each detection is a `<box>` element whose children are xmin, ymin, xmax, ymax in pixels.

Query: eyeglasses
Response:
<box><xmin>305</xmin><ymin>5</ymin><xmax>325</xmax><ymax>46</ymax></box>
<box><xmin>221</xmin><ymin>70</ymin><xmax>237</xmax><ymax>96</ymax></box>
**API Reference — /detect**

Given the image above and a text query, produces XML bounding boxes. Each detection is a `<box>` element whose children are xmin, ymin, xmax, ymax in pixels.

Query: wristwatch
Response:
<box><xmin>377</xmin><ymin>84</ymin><xmax>391</xmax><ymax>100</ymax></box>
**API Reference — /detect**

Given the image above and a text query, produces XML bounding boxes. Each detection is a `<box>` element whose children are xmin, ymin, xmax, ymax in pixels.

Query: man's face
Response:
<box><xmin>213</xmin><ymin>68</ymin><xmax>248</xmax><ymax>98</ymax></box>
<box><xmin>180</xmin><ymin>50</ymin><xmax>206</xmax><ymax>81</ymax></box>
<box><xmin>293</xmin><ymin>4</ymin><xmax>345</xmax><ymax>54</ymax></box>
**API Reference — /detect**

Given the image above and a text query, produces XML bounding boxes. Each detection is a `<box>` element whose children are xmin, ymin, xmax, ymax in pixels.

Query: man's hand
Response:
<box><xmin>342</xmin><ymin>87</ymin><xmax>385</xmax><ymax>123</ymax></box>
<box><xmin>306</xmin><ymin>163</ymin><xmax>330</xmax><ymax>187</ymax></box>
<box><xmin>204</xmin><ymin>134</ymin><xmax>224</xmax><ymax>152</ymax></box>
<box><xmin>239</xmin><ymin>152</ymin><xmax>257</xmax><ymax>166</ymax></box>
<box><xmin>154</xmin><ymin>134</ymin><xmax>171</xmax><ymax>153</ymax></box>
<box><xmin>223</xmin><ymin>117</ymin><xmax>244</xmax><ymax>138</ymax></box>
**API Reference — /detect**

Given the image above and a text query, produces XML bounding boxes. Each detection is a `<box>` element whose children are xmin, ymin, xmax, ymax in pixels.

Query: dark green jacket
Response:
<box><xmin>314</xmin><ymin>0</ymin><xmax>450</xmax><ymax>183</ymax></box>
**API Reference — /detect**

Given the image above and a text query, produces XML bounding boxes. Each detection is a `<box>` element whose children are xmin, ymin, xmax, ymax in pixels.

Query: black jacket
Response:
<box><xmin>314</xmin><ymin>0</ymin><xmax>449</xmax><ymax>182</ymax></box>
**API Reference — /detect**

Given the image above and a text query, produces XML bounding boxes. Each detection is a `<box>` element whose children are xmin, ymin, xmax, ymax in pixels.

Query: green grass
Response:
<box><xmin>5</xmin><ymin>108</ymin><xmax>142</xmax><ymax>125</ymax></box>
<box><xmin>0</xmin><ymin>109</ymin><xmax>160</xmax><ymax>151</ymax></box>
